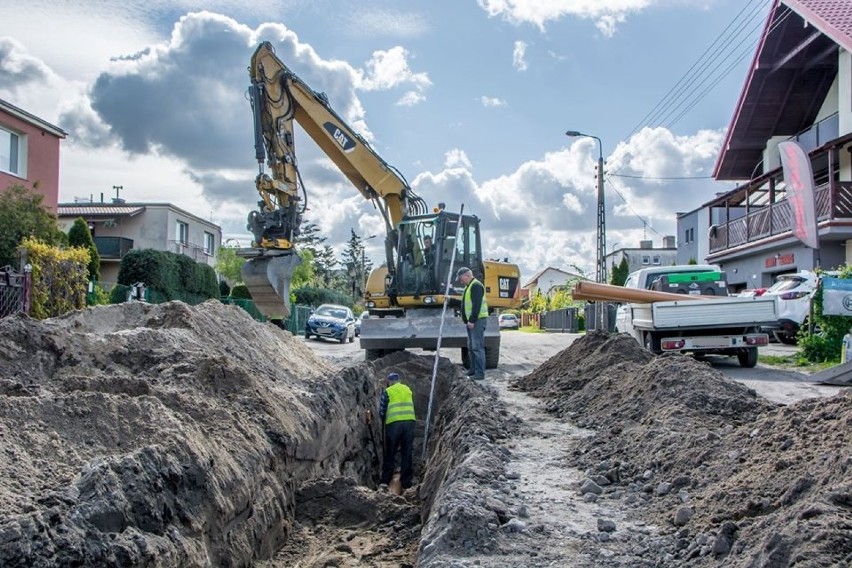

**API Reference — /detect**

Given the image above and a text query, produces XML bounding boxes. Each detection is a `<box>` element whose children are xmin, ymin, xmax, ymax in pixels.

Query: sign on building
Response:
<box><xmin>821</xmin><ymin>277</ymin><xmax>852</xmax><ymax>316</ymax></box>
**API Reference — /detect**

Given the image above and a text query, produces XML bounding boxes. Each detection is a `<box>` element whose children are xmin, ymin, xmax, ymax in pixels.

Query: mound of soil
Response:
<box><xmin>513</xmin><ymin>331</ymin><xmax>852</xmax><ymax>566</ymax></box>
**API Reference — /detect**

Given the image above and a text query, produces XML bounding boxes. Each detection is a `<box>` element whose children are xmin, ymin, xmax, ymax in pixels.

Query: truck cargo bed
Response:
<box><xmin>630</xmin><ymin>296</ymin><xmax>778</xmax><ymax>331</ymax></box>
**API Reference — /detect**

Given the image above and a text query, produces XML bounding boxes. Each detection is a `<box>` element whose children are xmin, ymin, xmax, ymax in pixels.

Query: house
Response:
<box><xmin>605</xmin><ymin>237</ymin><xmax>678</xmax><ymax>276</ymax></box>
<box><xmin>0</xmin><ymin>99</ymin><xmax>66</xmax><ymax>210</ymax></box>
<box><xmin>678</xmin><ymin>0</ymin><xmax>852</xmax><ymax>292</ymax></box>
<box><xmin>523</xmin><ymin>266</ymin><xmax>584</xmax><ymax>297</ymax></box>
<box><xmin>57</xmin><ymin>199</ymin><xmax>222</xmax><ymax>288</ymax></box>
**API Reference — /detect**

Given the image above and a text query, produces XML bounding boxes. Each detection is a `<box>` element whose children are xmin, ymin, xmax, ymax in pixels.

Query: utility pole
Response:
<box><xmin>566</xmin><ymin>130</ymin><xmax>607</xmax><ymax>331</ymax></box>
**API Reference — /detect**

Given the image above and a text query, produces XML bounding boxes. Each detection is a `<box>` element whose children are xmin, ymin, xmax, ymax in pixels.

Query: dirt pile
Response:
<box><xmin>513</xmin><ymin>331</ymin><xmax>852</xmax><ymax>566</ymax></box>
<box><xmin>0</xmin><ymin>301</ymin><xmax>386</xmax><ymax>566</ymax></box>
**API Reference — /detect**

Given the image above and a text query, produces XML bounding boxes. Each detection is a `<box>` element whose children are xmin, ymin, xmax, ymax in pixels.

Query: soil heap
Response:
<box><xmin>513</xmin><ymin>331</ymin><xmax>852</xmax><ymax>567</ymax></box>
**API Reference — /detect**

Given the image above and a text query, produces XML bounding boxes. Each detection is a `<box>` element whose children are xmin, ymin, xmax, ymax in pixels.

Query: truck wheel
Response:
<box><xmin>738</xmin><ymin>348</ymin><xmax>758</xmax><ymax>368</ymax></box>
<box><xmin>643</xmin><ymin>332</ymin><xmax>661</xmax><ymax>354</ymax></box>
<box><xmin>773</xmin><ymin>331</ymin><xmax>797</xmax><ymax>345</ymax></box>
<box><xmin>485</xmin><ymin>346</ymin><xmax>500</xmax><ymax>369</ymax></box>
<box><xmin>365</xmin><ymin>349</ymin><xmax>384</xmax><ymax>362</ymax></box>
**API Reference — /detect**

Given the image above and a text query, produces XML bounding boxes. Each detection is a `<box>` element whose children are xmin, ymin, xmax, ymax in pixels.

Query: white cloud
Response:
<box><xmin>445</xmin><ymin>149</ymin><xmax>473</xmax><ymax>170</ymax></box>
<box><xmin>513</xmin><ymin>40</ymin><xmax>528</xmax><ymax>71</ymax></box>
<box><xmin>481</xmin><ymin>96</ymin><xmax>507</xmax><ymax>107</ymax></box>
<box><xmin>357</xmin><ymin>46</ymin><xmax>432</xmax><ymax>92</ymax></box>
<box><xmin>346</xmin><ymin>8</ymin><xmax>429</xmax><ymax>39</ymax></box>
<box><xmin>397</xmin><ymin>91</ymin><xmax>426</xmax><ymax>106</ymax></box>
<box><xmin>476</xmin><ymin>0</ymin><xmax>653</xmax><ymax>36</ymax></box>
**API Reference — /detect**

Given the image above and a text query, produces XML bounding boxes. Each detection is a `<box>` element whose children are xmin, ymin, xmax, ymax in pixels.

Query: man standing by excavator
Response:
<box><xmin>457</xmin><ymin>267</ymin><xmax>488</xmax><ymax>380</ymax></box>
<box><xmin>379</xmin><ymin>372</ymin><xmax>416</xmax><ymax>490</ymax></box>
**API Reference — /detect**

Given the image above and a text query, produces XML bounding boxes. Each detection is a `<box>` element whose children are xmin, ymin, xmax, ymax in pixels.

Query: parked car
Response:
<box><xmin>305</xmin><ymin>304</ymin><xmax>356</xmax><ymax>343</ymax></box>
<box><xmin>355</xmin><ymin>311</ymin><xmax>369</xmax><ymax>337</ymax></box>
<box><xmin>498</xmin><ymin>313</ymin><xmax>520</xmax><ymax>330</ymax></box>
<box><xmin>760</xmin><ymin>271</ymin><xmax>818</xmax><ymax>344</ymax></box>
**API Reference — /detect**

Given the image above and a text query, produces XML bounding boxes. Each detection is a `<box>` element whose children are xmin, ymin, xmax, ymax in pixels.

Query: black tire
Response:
<box><xmin>348</xmin><ymin>331</ymin><xmax>355</xmax><ymax>343</ymax></box>
<box><xmin>485</xmin><ymin>346</ymin><xmax>500</xmax><ymax>369</ymax></box>
<box><xmin>773</xmin><ymin>331</ymin><xmax>797</xmax><ymax>345</ymax></box>
<box><xmin>643</xmin><ymin>332</ymin><xmax>661</xmax><ymax>354</ymax></box>
<box><xmin>339</xmin><ymin>330</ymin><xmax>348</xmax><ymax>344</ymax></box>
<box><xmin>305</xmin><ymin>332</ymin><xmax>311</xmax><ymax>340</ymax></box>
<box><xmin>738</xmin><ymin>347</ymin><xmax>758</xmax><ymax>368</ymax></box>
<box><xmin>365</xmin><ymin>349</ymin><xmax>384</xmax><ymax>362</ymax></box>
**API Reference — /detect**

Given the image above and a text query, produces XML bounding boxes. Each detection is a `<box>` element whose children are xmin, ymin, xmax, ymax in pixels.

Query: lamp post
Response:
<box><xmin>566</xmin><ymin>130</ymin><xmax>607</xmax><ymax>330</ymax></box>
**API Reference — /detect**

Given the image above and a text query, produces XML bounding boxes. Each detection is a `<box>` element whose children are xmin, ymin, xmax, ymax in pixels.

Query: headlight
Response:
<box><xmin>366</xmin><ymin>301</ymin><xmax>375</xmax><ymax>308</ymax></box>
<box><xmin>423</xmin><ymin>296</ymin><xmax>436</xmax><ymax>304</ymax></box>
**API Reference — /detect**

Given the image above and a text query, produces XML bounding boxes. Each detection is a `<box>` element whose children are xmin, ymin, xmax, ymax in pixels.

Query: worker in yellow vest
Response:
<box><xmin>457</xmin><ymin>266</ymin><xmax>488</xmax><ymax>380</ymax></box>
<box><xmin>378</xmin><ymin>372</ymin><xmax>416</xmax><ymax>489</ymax></box>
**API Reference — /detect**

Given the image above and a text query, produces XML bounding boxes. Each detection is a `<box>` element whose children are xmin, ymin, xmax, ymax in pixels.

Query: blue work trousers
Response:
<box><xmin>466</xmin><ymin>318</ymin><xmax>487</xmax><ymax>378</ymax></box>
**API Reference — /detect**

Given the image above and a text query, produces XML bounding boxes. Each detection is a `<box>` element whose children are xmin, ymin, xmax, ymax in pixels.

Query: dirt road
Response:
<box><xmin>306</xmin><ymin>331</ymin><xmax>843</xmax><ymax>405</ymax></box>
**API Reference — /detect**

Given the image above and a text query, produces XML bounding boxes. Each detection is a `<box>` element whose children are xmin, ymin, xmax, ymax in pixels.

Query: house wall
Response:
<box><xmin>0</xmin><ymin>107</ymin><xmax>63</xmax><ymax>210</ymax></box>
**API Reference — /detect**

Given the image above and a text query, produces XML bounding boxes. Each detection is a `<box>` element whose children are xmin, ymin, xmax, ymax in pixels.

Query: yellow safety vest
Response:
<box><xmin>385</xmin><ymin>383</ymin><xmax>415</xmax><ymax>424</ymax></box>
<box><xmin>462</xmin><ymin>278</ymin><xmax>488</xmax><ymax>320</ymax></box>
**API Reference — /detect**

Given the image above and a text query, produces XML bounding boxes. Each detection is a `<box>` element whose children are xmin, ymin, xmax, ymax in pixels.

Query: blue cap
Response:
<box><xmin>387</xmin><ymin>372</ymin><xmax>400</xmax><ymax>382</ymax></box>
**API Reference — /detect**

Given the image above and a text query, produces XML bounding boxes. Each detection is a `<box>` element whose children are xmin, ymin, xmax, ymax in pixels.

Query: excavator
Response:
<box><xmin>240</xmin><ymin>41</ymin><xmax>521</xmax><ymax>367</ymax></box>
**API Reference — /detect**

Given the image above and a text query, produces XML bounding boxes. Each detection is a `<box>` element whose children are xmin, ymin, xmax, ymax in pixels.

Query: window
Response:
<box><xmin>642</xmin><ymin>255</ymin><xmax>650</xmax><ymax>265</ymax></box>
<box><xmin>176</xmin><ymin>221</ymin><xmax>189</xmax><ymax>245</ymax></box>
<box><xmin>652</xmin><ymin>256</ymin><xmax>661</xmax><ymax>265</ymax></box>
<box><xmin>204</xmin><ymin>232</ymin><xmax>215</xmax><ymax>255</ymax></box>
<box><xmin>689</xmin><ymin>228</ymin><xmax>694</xmax><ymax>243</ymax></box>
<box><xmin>684</xmin><ymin>229</ymin><xmax>690</xmax><ymax>244</ymax></box>
<box><xmin>0</xmin><ymin>127</ymin><xmax>25</xmax><ymax>176</ymax></box>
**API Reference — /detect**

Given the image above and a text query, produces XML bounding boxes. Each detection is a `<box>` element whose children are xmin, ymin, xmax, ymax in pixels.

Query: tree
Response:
<box><xmin>215</xmin><ymin>245</ymin><xmax>245</xmax><ymax>284</ymax></box>
<box><xmin>68</xmin><ymin>217</ymin><xmax>100</xmax><ymax>281</ymax></box>
<box><xmin>341</xmin><ymin>229</ymin><xmax>367</xmax><ymax>297</ymax></box>
<box><xmin>0</xmin><ymin>185</ymin><xmax>67</xmax><ymax>268</ymax></box>
<box><xmin>610</xmin><ymin>257</ymin><xmax>629</xmax><ymax>286</ymax></box>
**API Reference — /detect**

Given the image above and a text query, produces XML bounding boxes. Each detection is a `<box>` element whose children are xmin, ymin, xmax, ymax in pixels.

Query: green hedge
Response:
<box><xmin>109</xmin><ymin>249</ymin><xmax>219</xmax><ymax>305</ymax></box>
<box><xmin>293</xmin><ymin>286</ymin><xmax>353</xmax><ymax>308</ymax></box>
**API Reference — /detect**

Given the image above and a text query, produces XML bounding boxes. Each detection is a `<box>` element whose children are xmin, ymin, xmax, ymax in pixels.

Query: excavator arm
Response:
<box><xmin>241</xmin><ymin>41</ymin><xmax>427</xmax><ymax>318</ymax></box>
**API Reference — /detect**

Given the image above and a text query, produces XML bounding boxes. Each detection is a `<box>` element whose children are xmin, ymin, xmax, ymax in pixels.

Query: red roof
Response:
<box><xmin>714</xmin><ymin>0</ymin><xmax>852</xmax><ymax>180</ymax></box>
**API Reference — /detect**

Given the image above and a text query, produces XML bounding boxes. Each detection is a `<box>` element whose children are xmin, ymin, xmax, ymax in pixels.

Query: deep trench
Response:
<box><xmin>260</xmin><ymin>349</ymin><xmax>512</xmax><ymax>567</ymax></box>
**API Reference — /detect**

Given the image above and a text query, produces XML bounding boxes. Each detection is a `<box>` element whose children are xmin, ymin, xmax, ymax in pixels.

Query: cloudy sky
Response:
<box><xmin>0</xmin><ymin>0</ymin><xmax>771</xmax><ymax>282</ymax></box>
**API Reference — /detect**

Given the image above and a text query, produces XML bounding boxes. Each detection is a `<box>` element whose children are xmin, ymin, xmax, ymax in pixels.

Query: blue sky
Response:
<box><xmin>0</xmin><ymin>0</ymin><xmax>771</xmax><ymax>282</ymax></box>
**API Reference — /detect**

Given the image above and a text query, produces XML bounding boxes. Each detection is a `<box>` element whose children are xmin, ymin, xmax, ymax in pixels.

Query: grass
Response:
<box><xmin>758</xmin><ymin>354</ymin><xmax>837</xmax><ymax>373</ymax></box>
<box><xmin>518</xmin><ymin>326</ymin><xmax>547</xmax><ymax>333</ymax></box>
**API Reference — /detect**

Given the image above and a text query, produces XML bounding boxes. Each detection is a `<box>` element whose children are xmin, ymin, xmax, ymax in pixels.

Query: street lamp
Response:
<box><xmin>566</xmin><ymin>129</ymin><xmax>607</xmax><ymax>330</ymax></box>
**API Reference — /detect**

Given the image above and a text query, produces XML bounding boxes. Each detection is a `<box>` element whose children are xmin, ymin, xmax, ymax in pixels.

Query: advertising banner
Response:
<box><xmin>778</xmin><ymin>141</ymin><xmax>819</xmax><ymax>250</ymax></box>
<box><xmin>821</xmin><ymin>277</ymin><xmax>852</xmax><ymax>316</ymax></box>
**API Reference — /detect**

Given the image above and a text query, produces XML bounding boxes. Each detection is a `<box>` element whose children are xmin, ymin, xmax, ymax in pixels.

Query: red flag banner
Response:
<box><xmin>778</xmin><ymin>141</ymin><xmax>819</xmax><ymax>250</ymax></box>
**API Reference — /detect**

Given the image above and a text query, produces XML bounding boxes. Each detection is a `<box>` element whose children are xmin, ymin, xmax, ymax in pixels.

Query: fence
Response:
<box><xmin>0</xmin><ymin>266</ymin><xmax>30</xmax><ymax>318</ymax></box>
<box><xmin>583</xmin><ymin>302</ymin><xmax>618</xmax><ymax>332</ymax></box>
<box><xmin>541</xmin><ymin>308</ymin><xmax>580</xmax><ymax>332</ymax></box>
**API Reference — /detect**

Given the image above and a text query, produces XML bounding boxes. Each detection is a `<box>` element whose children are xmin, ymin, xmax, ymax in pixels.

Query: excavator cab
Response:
<box><xmin>392</xmin><ymin>212</ymin><xmax>484</xmax><ymax>304</ymax></box>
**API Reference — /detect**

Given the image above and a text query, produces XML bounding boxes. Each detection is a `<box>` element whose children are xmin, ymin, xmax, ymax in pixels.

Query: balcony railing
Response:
<box><xmin>94</xmin><ymin>236</ymin><xmax>134</xmax><ymax>260</ymax></box>
<box><xmin>168</xmin><ymin>240</ymin><xmax>213</xmax><ymax>262</ymax></box>
<box><xmin>709</xmin><ymin>182</ymin><xmax>852</xmax><ymax>253</ymax></box>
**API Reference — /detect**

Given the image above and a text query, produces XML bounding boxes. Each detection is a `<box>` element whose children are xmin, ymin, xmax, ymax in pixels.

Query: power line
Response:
<box><xmin>604</xmin><ymin>176</ymin><xmax>664</xmax><ymax>238</ymax></box>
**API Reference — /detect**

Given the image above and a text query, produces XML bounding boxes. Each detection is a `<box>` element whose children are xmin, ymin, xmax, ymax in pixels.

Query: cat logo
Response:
<box><xmin>324</xmin><ymin>122</ymin><xmax>356</xmax><ymax>153</ymax></box>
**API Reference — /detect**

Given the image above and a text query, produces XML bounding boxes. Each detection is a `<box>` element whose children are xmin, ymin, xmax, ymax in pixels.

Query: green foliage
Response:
<box><xmin>528</xmin><ymin>289</ymin><xmax>546</xmax><ymax>313</ymax></box>
<box><xmin>21</xmin><ymin>238</ymin><xmax>88</xmax><ymax>319</ymax></box>
<box><xmin>687</xmin><ymin>257</ymin><xmax>698</xmax><ymax>265</ymax></box>
<box><xmin>292</xmin><ymin>248</ymin><xmax>316</xmax><ymax>289</ymax></box>
<box><xmin>609</xmin><ymin>257</ymin><xmax>629</xmax><ymax>286</ymax></box>
<box><xmin>231</xmin><ymin>284</ymin><xmax>252</xmax><ymax>299</ymax></box>
<box><xmin>293</xmin><ymin>286</ymin><xmax>353</xmax><ymax>308</ymax></box>
<box><xmin>550</xmin><ymin>288</ymin><xmax>574</xmax><ymax>309</ymax></box>
<box><xmin>87</xmin><ymin>283</ymin><xmax>111</xmax><ymax>306</ymax></box>
<box><xmin>796</xmin><ymin>264</ymin><xmax>852</xmax><ymax>364</ymax></box>
<box><xmin>113</xmin><ymin>249</ymin><xmax>219</xmax><ymax>305</ymax></box>
<box><xmin>215</xmin><ymin>245</ymin><xmax>245</xmax><ymax>284</ymax></box>
<box><xmin>0</xmin><ymin>185</ymin><xmax>67</xmax><ymax>268</ymax></box>
<box><xmin>68</xmin><ymin>217</ymin><xmax>100</xmax><ymax>281</ymax></box>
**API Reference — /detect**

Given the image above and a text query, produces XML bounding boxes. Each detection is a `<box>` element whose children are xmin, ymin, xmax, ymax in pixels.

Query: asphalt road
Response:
<box><xmin>300</xmin><ymin>330</ymin><xmax>845</xmax><ymax>405</ymax></box>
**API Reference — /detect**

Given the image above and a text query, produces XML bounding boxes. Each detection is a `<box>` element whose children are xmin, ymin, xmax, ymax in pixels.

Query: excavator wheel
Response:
<box><xmin>366</xmin><ymin>349</ymin><xmax>385</xmax><ymax>362</ymax></box>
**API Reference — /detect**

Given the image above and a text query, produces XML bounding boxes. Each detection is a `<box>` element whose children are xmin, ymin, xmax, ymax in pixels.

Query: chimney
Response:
<box><xmin>639</xmin><ymin>240</ymin><xmax>653</xmax><ymax>249</ymax></box>
<box><xmin>663</xmin><ymin>235</ymin><xmax>676</xmax><ymax>248</ymax></box>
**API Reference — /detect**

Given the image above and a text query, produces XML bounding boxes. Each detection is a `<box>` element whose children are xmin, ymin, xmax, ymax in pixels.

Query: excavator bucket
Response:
<box><xmin>241</xmin><ymin>254</ymin><xmax>302</xmax><ymax>319</ymax></box>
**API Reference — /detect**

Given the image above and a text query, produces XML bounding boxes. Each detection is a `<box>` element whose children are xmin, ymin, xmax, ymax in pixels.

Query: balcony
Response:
<box><xmin>168</xmin><ymin>240</ymin><xmax>213</xmax><ymax>262</ymax></box>
<box><xmin>709</xmin><ymin>181</ymin><xmax>852</xmax><ymax>254</ymax></box>
<box><xmin>94</xmin><ymin>236</ymin><xmax>134</xmax><ymax>260</ymax></box>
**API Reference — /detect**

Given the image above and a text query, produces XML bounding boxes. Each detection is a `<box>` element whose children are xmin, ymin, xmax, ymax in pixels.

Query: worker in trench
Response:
<box><xmin>378</xmin><ymin>372</ymin><xmax>416</xmax><ymax>490</ymax></box>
